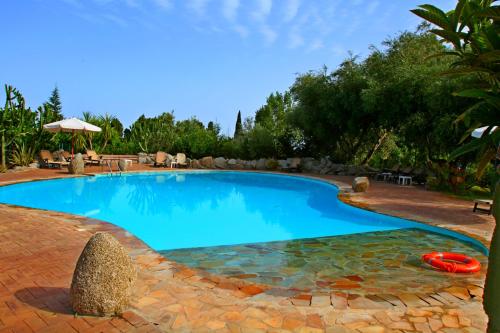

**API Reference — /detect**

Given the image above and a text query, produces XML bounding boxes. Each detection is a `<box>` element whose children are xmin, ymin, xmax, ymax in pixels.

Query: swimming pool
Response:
<box><xmin>0</xmin><ymin>171</ymin><xmax>487</xmax><ymax>254</ymax></box>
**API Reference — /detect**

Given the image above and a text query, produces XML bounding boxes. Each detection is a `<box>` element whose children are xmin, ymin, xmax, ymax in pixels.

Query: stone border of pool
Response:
<box><xmin>0</xmin><ymin>169</ymin><xmax>491</xmax><ymax>332</ymax></box>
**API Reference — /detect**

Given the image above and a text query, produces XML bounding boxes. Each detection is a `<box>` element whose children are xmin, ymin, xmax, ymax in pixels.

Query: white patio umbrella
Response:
<box><xmin>43</xmin><ymin>117</ymin><xmax>102</xmax><ymax>158</ymax></box>
<box><xmin>471</xmin><ymin>125</ymin><xmax>498</xmax><ymax>138</ymax></box>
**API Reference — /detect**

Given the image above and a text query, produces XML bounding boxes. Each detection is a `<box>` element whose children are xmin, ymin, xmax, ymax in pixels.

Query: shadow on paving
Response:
<box><xmin>15</xmin><ymin>286</ymin><xmax>74</xmax><ymax>315</ymax></box>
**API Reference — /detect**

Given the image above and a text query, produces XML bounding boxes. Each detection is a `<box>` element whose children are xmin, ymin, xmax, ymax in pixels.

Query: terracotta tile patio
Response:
<box><xmin>0</xmin><ymin>167</ymin><xmax>494</xmax><ymax>332</ymax></box>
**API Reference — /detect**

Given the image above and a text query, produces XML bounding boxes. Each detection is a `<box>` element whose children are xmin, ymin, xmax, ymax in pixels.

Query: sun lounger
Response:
<box><xmin>61</xmin><ymin>151</ymin><xmax>71</xmax><ymax>162</ymax></box>
<box><xmin>85</xmin><ymin>150</ymin><xmax>102</xmax><ymax>166</ymax></box>
<box><xmin>39</xmin><ymin>150</ymin><xmax>69</xmax><ymax>169</ymax></box>
<box><xmin>287</xmin><ymin>158</ymin><xmax>301</xmax><ymax>172</ymax></box>
<box><xmin>171</xmin><ymin>153</ymin><xmax>187</xmax><ymax>168</ymax></box>
<box><xmin>154</xmin><ymin>151</ymin><xmax>168</xmax><ymax>167</ymax></box>
<box><xmin>473</xmin><ymin>199</ymin><xmax>493</xmax><ymax>215</ymax></box>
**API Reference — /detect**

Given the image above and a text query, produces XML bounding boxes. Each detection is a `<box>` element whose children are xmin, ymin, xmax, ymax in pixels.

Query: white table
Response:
<box><xmin>377</xmin><ymin>172</ymin><xmax>392</xmax><ymax>181</ymax></box>
<box><xmin>398</xmin><ymin>175</ymin><xmax>412</xmax><ymax>185</ymax></box>
<box><xmin>473</xmin><ymin>199</ymin><xmax>493</xmax><ymax>215</ymax></box>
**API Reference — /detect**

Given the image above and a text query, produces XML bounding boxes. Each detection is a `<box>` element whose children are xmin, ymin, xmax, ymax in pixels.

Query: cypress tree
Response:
<box><xmin>234</xmin><ymin>110</ymin><xmax>243</xmax><ymax>138</ymax></box>
<box><xmin>207</xmin><ymin>121</ymin><xmax>214</xmax><ymax>132</ymax></box>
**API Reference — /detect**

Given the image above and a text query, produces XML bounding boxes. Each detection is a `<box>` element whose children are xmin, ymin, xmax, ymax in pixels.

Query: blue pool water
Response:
<box><xmin>0</xmin><ymin>171</ymin><xmax>487</xmax><ymax>252</ymax></box>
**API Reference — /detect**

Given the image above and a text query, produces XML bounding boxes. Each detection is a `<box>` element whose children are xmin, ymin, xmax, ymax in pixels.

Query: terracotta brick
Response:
<box><xmin>23</xmin><ymin>313</ymin><xmax>47</xmax><ymax>331</ymax></box>
<box><xmin>121</xmin><ymin>312</ymin><xmax>149</xmax><ymax>327</ymax></box>
<box><xmin>67</xmin><ymin>318</ymin><xmax>92</xmax><ymax>332</ymax></box>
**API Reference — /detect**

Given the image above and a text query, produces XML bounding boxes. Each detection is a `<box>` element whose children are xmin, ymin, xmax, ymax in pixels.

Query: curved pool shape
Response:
<box><xmin>0</xmin><ymin>171</ymin><xmax>488</xmax><ymax>253</ymax></box>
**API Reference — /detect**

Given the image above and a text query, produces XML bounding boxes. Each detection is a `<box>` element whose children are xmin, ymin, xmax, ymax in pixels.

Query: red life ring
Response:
<box><xmin>422</xmin><ymin>252</ymin><xmax>481</xmax><ymax>273</ymax></box>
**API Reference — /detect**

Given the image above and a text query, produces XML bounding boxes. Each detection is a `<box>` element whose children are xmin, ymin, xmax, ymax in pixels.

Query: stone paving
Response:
<box><xmin>0</xmin><ymin>167</ymin><xmax>495</xmax><ymax>332</ymax></box>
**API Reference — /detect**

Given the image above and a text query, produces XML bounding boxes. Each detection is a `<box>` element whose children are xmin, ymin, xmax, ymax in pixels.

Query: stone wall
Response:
<box><xmin>138</xmin><ymin>153</ymin><xmax>377</xmax><ymax>176</ymax></box>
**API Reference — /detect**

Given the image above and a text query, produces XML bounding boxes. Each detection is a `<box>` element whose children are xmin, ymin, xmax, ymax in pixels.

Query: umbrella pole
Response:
<box><xmin>71</xmin><ymin>130</ymin><xmax>75</xmax><ymax>159</ymax></box>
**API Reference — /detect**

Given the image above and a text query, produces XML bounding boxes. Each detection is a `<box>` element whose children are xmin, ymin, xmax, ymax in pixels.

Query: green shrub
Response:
<box><xmin>266</xmin><ymin>159</ymin><xmax>279</xmax><ymax>170</ymax></box>
<box><xmin>11</xmin><ymin>143</ymin><xmax>35</xmax><ymax>167</ymax></box>
<box><xmin>470</xmin><ymin>185</ymin><xmax>491</xmax><ymax>195</ymax></box>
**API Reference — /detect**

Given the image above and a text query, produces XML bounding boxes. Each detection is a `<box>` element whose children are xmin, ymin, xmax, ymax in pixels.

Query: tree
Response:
<box><xmin>48</xmin><ymin>86</ymin><xmax>63</xmax><ymax>119</ymax></box>
<box><xmin>174</xmin><ymin>118</ymin><xmax>219</xmax><ymax>157</ymax></box>
<box><xmin>128</xmin><ymin>112</ymin><xmax>175</xmax><ymax>153</ymax></box>
<box><xmin>234</xmin><ymin>111</ymin><xmax>243</xmax><ymax>138</ymax></box>
<box><xmin>97</xmin><ymin>113</ymin><xmax>119</xmax><ymax>152</ymax></box>
<box><xmin>254</xmin><ymin>92</ymin><xmax>294</xmax><ymax>158</ymax></box>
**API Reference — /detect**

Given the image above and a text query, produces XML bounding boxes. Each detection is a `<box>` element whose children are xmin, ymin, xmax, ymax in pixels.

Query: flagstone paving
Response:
<box><xmin>0</xmin><ymin>167</ymin><xmax>495</xmax><ymax>332</ymax></box>
<box><xmin>162</xmin><ymin>229</ymin><xmax>487</xmax><ymax>296</ymax></box>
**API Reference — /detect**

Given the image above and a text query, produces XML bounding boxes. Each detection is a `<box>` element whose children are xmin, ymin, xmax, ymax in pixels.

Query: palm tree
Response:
<box><xmin>412</xmin><ymin>1</ymin><xmax>499</xmax><ymax>331</ymax></box>
<box><xmin>411</xmin><ymin>0</ymin><xmax>499</xmax><ymax>176</ymax></box>
<box><xmin>98</xmin><ymin>113</ymin><xmax>118</xmax><ymax>152</ymax></box>
<box><xmin>82</xmin><ymin>112</ymin><xmax>97</xmax><ymax>151</ymax></box>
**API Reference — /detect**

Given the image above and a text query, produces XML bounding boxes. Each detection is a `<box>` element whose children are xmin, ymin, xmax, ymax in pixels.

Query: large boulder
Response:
<box><xmin>214</xmin><ymin>157</ymin><xmax>227</xmax><ymax>169</ymax></box>
<box><xmin>70</xmin><ymin>233</ymin><xmax>136</xmax><ymax>316</ymax></box>
<box><xmin>330</xmin><ymin>164</ymin><xmax>344</xmax><ymax>174</ymax></box>
<box><xmin>277</xmin><ymin>160</ymin><xmax>288</xmax><ymax>170</ymax></box>
<box><xmin>346</xmin><ymin>165</ymin><xmax>360</xmax><ymax>176</ymax></box>
<box><xmin>256</xmin><ymin>159</ymin><xmax>267</xmax><ymax>170</ymax></box>
<box><xmin>118</xmin><ymin>159</ymin><xmax>130</xmax><ymax>172</ymax></box>
<box><xmin>266</xmin><ymin>159</ymin><xmax>279</xmax><ymax>170</ymax></box>
<box><xmin>200</xmin><ymin>156</ymin><xmax>214</xmax><ymax>169</ymax></box>
<box><xmin>352</xmin><ymin>177</ymin><xmax>370</xmax><ymax>192</ymax></box>
<box><xmin>243</xmin><ymin>160</ymin><xmax>256</xmax><ymax>169</ymax></box>
<box><xmin>227</xmin><ymin>159</ymin><xmax>241</xmax><ymax>169</ymax></box>
<box><xmin>191</xmin><ymin>159</ymin><xmax>201</xmax><ymax>169</ymax></box>
<box><xmin>137</xmin><ymin>153</ymin><xmax>155</xmax><ymax>164</ymax></box>
<box><xmin>301</xmin><ymin>158</ymin><xmax>315</xmax><ymax>172</ymax></box>
<box><xmin>68</xmin><ymin>153</ymin><xmax>85</xmax><ymax>174</ymax></box>
<box><xmin>287</xmin><ymin>157</ymin><xmax>301</xmax><ymax>168</ymax></box>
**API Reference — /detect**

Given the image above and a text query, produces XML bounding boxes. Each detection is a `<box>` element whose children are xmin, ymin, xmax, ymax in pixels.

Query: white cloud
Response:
<box><xmin>222</xmin><ymin>0</ymin><xmax>239</xmax><ymax>21</ymax></box>
<box><xmin>152</xmin><ymin>0</ymin><xmax>172</xmax><ymax>10</ymax></box>
<box><xmin>260</xmin><ymin>24</ymin><xmax>277</xmax><ymax>44</ymax></box>
<box><xmin>252</xmin><ymin>0</ymin><xmax>272</xmax><ymax>20</ymax></box>
<box><xmin>284</xmin><ymin>0</ymin><xmax>300</xmax><ymax>22</ymax></box>
<box><xmin>187</xmin><ymin>0</ymin><xmax>211</xmax><ymax>16</ymax></box>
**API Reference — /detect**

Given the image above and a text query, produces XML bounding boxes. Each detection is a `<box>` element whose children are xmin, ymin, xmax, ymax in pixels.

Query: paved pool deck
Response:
<box><xmin>0</xmin><ymin>166</ymin><xmax>495</xmax><ymax>332</ymax></box>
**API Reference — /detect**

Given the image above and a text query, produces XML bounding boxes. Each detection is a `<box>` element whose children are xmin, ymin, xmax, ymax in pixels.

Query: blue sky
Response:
<box><xmin>1</xmin><ymin>0</ymin><xmax>455</xmax><ymax>135</ymax></box>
